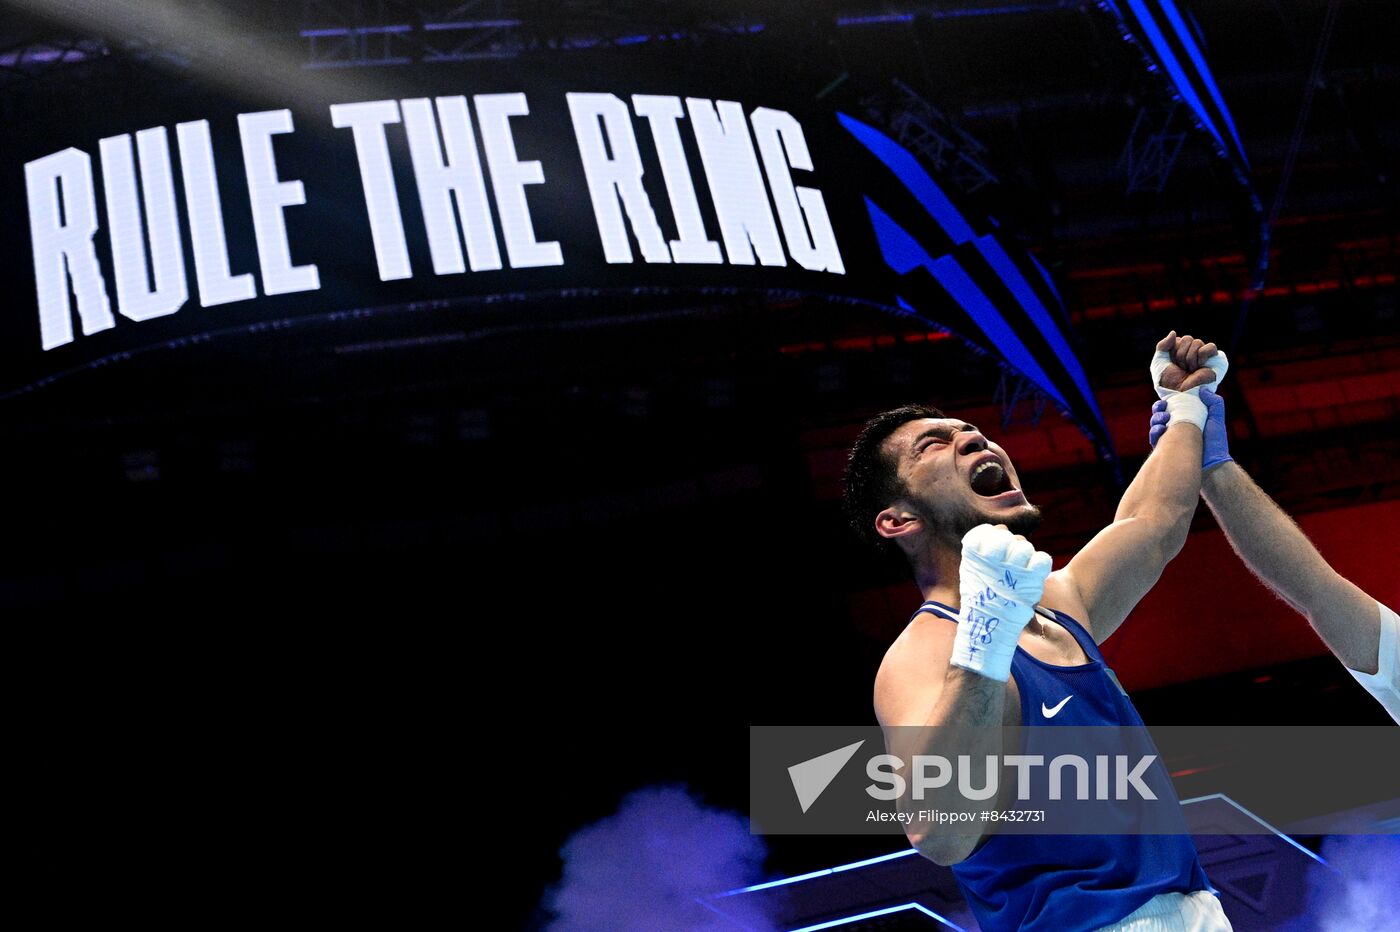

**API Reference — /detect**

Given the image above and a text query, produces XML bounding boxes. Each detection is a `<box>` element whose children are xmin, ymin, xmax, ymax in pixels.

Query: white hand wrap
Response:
<box><xmin>1163</xmin><ymin>392</ymin><xmax>1208</xmax><ymax>432</ymax></box>
<box><xmin>1347</xmin><ymin>602</ymin><xmax>1400</xmax><ymax>725</ymax></box>
<box><xmin>951</xmin><ymin>524</ymin><xmax>1054</xmax><ymax>682</ymax></box>
<box><xmin>1150</xmin><ymin>346</ymin><xmax>1228</xmax><ymax>434</ymax></box>
<box><xmin>1150</xmin><ymin>346</ymin><xmax>1229</xmax><ymax>400</ymax></box>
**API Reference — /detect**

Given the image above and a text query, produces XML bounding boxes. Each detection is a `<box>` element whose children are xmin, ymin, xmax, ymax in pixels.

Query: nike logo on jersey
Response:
<box><xmin>1042</xmin><ymin>695</ymin><xmax>1073</xmax><ymax>718</ymax></box>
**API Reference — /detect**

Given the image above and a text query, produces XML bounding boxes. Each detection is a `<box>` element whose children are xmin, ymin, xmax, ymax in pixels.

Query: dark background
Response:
<box><xmin>2</xmin><ymin>2</ymin><xmax>1396</xmax><ymax>926</ymax></box>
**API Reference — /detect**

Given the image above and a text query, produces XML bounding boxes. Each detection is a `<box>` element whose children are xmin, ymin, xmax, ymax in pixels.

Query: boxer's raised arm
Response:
<box><xmin>1058</xmin><ymin>334</ymin><xmax>1213</xmax><ymax>643</ymax></box>
<box><xmin>1059</xmin><ymin>410</ymin><xmax>1203</xmax><ymax>643</ymax></box>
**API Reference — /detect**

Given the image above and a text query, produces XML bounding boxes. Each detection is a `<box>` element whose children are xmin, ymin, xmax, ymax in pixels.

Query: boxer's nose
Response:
<box><xmin>956</xmin><ymin>428</ymin><xmax>988</xmax><ymax>457</ymax></box>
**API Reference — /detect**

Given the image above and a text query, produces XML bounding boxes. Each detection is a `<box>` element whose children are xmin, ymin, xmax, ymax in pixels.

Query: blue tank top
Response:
<box><xmin>910</xmin><ymin>600</ymin><xmax>1210</xmax><ymax>931</ymax></box>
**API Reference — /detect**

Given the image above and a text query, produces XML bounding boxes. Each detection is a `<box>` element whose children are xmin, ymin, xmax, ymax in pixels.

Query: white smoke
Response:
<box><xmin>1295</xmin><ymin>835</ymin><xmax>1400</xmax><ymax>931</ymax></box>
<box><xmin>542</xmin><ymin>783</ymin><xmax>778</xmax><ymax>932</ymax></box>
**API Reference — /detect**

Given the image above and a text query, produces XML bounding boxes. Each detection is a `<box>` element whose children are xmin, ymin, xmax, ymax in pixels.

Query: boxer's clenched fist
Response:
<box><xmin>1151</xmin><ymin>331</ymin><xmax>1229</xmax><ymax>396</ymax></box>
<box><xmin>951</xmin><ymin>524</ymin><xmax>1054</xmax><ymax>682</ymax></box>
<box><xmin>1149</xmin><ymin>331</ymin><xmax>1228</xmax><ymax>434</ymax></box>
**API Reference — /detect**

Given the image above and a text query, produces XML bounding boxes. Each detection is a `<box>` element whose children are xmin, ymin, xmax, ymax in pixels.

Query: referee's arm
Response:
<box><xmin>1201</xmin><ymin>460</ymin><xmax>1399</xmax><ymax>722</ymax></box>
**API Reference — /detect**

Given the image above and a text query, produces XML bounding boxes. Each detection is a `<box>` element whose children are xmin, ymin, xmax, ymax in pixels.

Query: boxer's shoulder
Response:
<box><xmin>878</xmin><ymin>610</ymin><xmax>958</xmax><ymax>690</ymax></box>
<box><xmin>1040</xmin><ymin>570</ymin><xmax>1097</xmax><ymax>640</ymax></box>
<box><xmin>875</xmin><ymin>611</ymin><xmax>1020</xmax><ymax>727</ymax></box>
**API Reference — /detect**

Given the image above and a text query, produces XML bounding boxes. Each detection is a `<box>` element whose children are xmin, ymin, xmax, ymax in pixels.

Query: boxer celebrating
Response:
<box><xmin>843</xmin><ymin>332</ymin><xmax>1232</xmax><ymax>930</ymax></box>
<box><xmin>1148</xmin><ymin>337</ymin><xmax>1399</xmax><ymax>723</ymax></box>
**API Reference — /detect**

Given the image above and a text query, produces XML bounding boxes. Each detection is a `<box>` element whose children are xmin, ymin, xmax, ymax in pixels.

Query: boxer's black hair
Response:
<box><xmin>843</xmin><ymin>403</ymin><xmax>946</xmax><ymax>554</ymax></box>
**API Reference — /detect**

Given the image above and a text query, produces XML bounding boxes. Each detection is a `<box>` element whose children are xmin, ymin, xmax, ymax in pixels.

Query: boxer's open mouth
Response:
<box><xmin>970</xmin><ymin>460</ymin><xmax>1014</xmax><ymax>497</ymax></box>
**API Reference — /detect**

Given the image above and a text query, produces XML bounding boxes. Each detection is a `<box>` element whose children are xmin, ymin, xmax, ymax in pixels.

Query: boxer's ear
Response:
<box><xmin>875</xmin><ymin>506</ymin><xmax>922</xmax><ymax>541</ymax></box>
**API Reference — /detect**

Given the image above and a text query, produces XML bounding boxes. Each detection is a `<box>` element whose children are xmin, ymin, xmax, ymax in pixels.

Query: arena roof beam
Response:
<box><xmin>294</xmin><ymin>0</ymin><xmax>1082</xmax><ymax>68</ymax></box>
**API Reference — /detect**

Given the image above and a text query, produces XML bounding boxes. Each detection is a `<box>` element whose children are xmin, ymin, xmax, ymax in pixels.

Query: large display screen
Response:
<box><xmin>2</xmin><ymin>51</ymin><xmax>1109</xmax><ymax>456</ymax></box>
